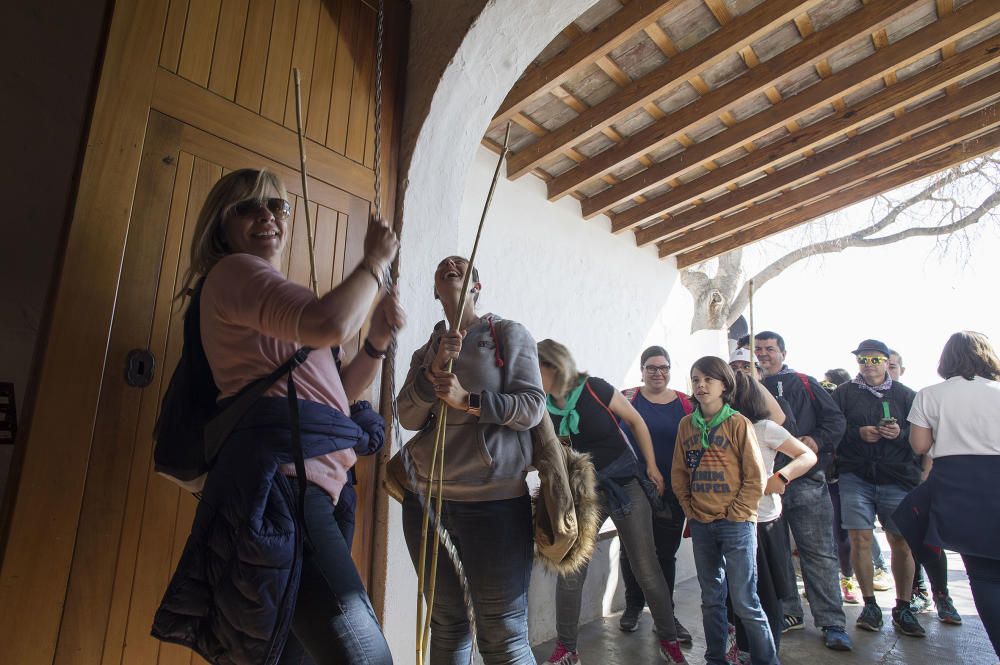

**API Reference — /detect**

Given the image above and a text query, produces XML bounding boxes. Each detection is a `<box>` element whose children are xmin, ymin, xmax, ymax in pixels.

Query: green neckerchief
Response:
<box><xmin>691</xmin><ymin>404</ymin><xmax>737</xmax><ymax>450</ymax></box>
<box><xmin>546</xmin><ymin>377</ymin><xmax>588</xmax><ymax>437</ymax></box>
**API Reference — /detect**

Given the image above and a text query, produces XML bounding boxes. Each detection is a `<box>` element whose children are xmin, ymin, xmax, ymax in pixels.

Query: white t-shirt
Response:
<box><xmin>753</xmin><ymin>419</ymin><xmax>792</xmax><ymax>523</ymax></box>
<box><xmin>908</xmin><ymin>376</ymin><xmax>1000</xmax><ymax>458</ymax></box>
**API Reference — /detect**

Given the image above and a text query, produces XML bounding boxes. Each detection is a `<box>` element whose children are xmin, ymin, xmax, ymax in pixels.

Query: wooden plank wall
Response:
<box><xmin>0</xmin><ymin>0</ymin><xmax>406</xmax><ymax>663</ymax></box>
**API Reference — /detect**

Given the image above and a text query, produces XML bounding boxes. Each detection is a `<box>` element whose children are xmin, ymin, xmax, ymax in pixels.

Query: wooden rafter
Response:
<box><xmin>490</xmin><ymin>0</ymin><xmax>686</xmax><ymax>131</ymax></box>
<box><xmin>674</xmin><ymin>126</ymin><xmax>1000</xmax><ymax>268</ymax></box>
<box><xmin>658</xmin><ymin>103</ymin><xmax>1000</xmax><ymax>258</ymax></box>
<box><xmin>611</xmin><ymin>34</ymin><xmax>1000</xmax><ymax>234</ymax></box>
<box><xmin>633</xmin><ymin>68</ymin><xmax>1000</xmax><ymax>245</ymax></box>
<box><xmin>577</xmin><ymin>0</ymin><xmax>997</xmax><ymax>216</ymax></box>
<box><xmin>505</xmin><ymin>0</ymin><xmax>822</xmax><ymax>180</ymax></box>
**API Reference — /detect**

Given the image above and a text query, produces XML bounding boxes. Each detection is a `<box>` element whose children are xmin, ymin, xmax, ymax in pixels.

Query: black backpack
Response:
<box><xmin>152</xmin><ymin>279</ymin><xmax>311</xmax><ymax>492</ymax></box>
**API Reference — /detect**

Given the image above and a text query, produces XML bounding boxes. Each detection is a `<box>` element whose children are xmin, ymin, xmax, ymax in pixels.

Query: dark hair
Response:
<box><xmin>755</xmin><ymin>331</ymin><xmax>786</xmax><ymax>353</ymax></box>
<box><xmin>825</xmin><ymin>368</ymin><xmax>851</xmax><ymax>385</ymax></box>
<box><xmin>641</xmin><ymin>345</ymin><xmax>670</xmax><ymax>366</ymax></box>
<box><xmin>937</xmin><ymin>331</ymin><xmax>1000</xmax><ymax>381</ymax></box>
<box><xmin>731</xmin><ymin>373</ymin><xmax>771</xmax><ymax>423</ymax></box>
<box><xmin>736</xmin><ymin>334</ymin><xmax>750</xmax><ymax>349</ymax></box>
<box><xmin>691</xmin><ymin>356</ymin><xmax>737</xmax><ymax>404</ymax></box>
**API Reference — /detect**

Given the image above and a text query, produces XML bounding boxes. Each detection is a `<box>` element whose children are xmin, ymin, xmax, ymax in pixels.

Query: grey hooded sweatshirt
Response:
<box><xmin>396</xmin><ymin>314</ymin><xmax>545</xmax><ymax>501</ymax></box>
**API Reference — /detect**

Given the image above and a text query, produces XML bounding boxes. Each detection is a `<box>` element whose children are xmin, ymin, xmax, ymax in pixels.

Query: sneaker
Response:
<box><xmin>822</xmin><ymin>626</ymin><xmax>853</xmax><ymax>651</ymax></box>
<box><xmin>892</xmin><ymin>605</ymin><xmax>927</xmax><ymax>637</ymax></box>
<box><xmin>872</xmin><ymin>567</ymin><xmax>892</xmax><ymax>591</ymax></box>
<box><xmin>856</xmin><ymin>603</ymin><xmax>884</xmax><ymax>632</ymax></box>
<box><xmin>781</xmin><ymin>615</ymin><xmax>804</xmax><ymax>633</ymax></box>
<box><xmin>544</xmin><ymin>642</ymin><xmax>580</xmax><ymax>665</ymax></box>
<box><xmin>910</xmin><ymin>590</ymin><xmax>933</xmax><ymax>614</ymax></box>
<box><xmin>619</xmin><ymin>606</ymin><xmax>641</xmax><ymax>632</ymax></box>
<box><xmin>659</xmin><ymin>639</ymin><xmax>687</xmax><ymax>663</ymax></box>
<box><xmin>725</xmin><ymin>624</ymin><xmax>739</xmax><ymax>664</ymax></box>
<box><xmin>934</xmin><ymin>593</ymin><xmax>963</xmax><ymax>625</ymax></box>
<box><xmin>840</xmin><ymin>576</ymin><xmax>859</xmax><ymax>604</ymax></box>
<box><xmin>674</xmin><ymin>618</ymin><xmax>693</xmax><ymax>645</ymax></box>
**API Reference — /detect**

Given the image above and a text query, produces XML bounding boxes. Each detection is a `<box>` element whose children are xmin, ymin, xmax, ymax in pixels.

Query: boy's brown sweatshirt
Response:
<box><xmin>670</xmin><ymin>412</ymin><xmax>766</xmax><ymax>523</ymax></box>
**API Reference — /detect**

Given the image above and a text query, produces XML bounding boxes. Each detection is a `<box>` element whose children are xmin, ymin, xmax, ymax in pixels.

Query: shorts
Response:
<box><xmin>837</xmin><ymin>471</ymin><xmax>909</xmax><ymax>535</ymax></box>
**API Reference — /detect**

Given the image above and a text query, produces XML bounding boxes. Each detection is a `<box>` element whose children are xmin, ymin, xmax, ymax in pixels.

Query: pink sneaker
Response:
<box><xmin>659</xmin><ymin>638</ymin><xmax>687</xmax><ymax>663</ymax></box>
<box><xmin>544</xmin><ymin>641</ymin><xmax>580</xmax><ymax>665</ymax></box>
<box><xmin>841</xmin><ymin>575</ymin><xmax>860</xmax><ymax>604</ymax></box>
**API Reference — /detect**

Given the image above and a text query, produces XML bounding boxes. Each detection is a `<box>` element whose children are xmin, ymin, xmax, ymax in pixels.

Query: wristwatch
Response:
<box><xmin>466</xmin><ymin>392</ymin><xmax>482</xmax><ymax>417</ymax></box>
<box><xmin>775</xmin><ymin>471</ymin><xmax>789</xmax><ymax>485</ymax></box>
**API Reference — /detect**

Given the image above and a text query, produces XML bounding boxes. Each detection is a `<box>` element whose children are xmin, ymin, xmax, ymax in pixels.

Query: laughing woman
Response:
<box><xmin>537</xmin><ymin>339</ymin><xmax>687</xmax><ymax>665</ymax></box>
<box><xmin>152</xmin><ymin>168</ymin><xmax>401</xmax><ymax>665</ymax></box>
<box><xmin>395</xmin><ymin>256</ymin><xmax>546</xmax><ymax>665</ymax></box>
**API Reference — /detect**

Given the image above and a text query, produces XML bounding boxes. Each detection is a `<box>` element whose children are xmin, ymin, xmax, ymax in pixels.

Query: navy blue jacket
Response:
<box><xmin>151</xmin><ymin>396</ymin><xmax>384</xmax><ymax>665</ymax></box>
<box><xmin>762</xmin><ymin>369</ymin><xmax>846</xmax><ymax>479</ymax></box>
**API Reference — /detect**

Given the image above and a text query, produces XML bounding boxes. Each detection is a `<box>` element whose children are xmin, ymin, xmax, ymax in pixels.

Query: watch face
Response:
<box><xmin>468</xmin><ymin>393</ymin><xmax>481</xmax><ymax>409</ymax></box>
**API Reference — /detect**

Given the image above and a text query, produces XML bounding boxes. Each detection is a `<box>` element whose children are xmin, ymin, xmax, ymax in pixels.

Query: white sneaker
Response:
<box><xmin>872</xmin><ymin>568</ymin><xmax>892</xmax><ymax>592</ymax></box>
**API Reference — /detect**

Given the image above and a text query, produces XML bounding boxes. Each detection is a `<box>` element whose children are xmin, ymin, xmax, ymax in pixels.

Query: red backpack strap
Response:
<box><xmin>797</xmin><ymin>373</ymin><xmax>816</xmax><ymax>401</ymax></box>
<box><xmin>585</xmin><ymin>379</ymin><xmax>620</xmax><ymax>426</ymax></box>
<box><xmin>622</xmin><ymin>387</ymin><xmax>641</xmax><ymax>403</ymax></box>
<box><xmin>677</xmin><ymin>391</ymin><xmax>694</xmax><ymax>415</ymax></box>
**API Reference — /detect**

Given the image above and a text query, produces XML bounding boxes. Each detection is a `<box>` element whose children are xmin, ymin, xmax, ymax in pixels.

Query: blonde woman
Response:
<box><xmin>152</xmin><ymin>168</ymin><xmax>401</xmax><ymax>665</ymax></box>
<box><xmin>537</xmin><ymin>339</ymin><xmax>687</xmax><ymax>665</ymax></box>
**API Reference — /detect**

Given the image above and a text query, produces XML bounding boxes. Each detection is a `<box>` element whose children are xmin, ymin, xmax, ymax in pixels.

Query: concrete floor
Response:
<box><xmin>532</xmin><ymin>555</ymin><xmax>997</xmax><ymax>664</ymax></box>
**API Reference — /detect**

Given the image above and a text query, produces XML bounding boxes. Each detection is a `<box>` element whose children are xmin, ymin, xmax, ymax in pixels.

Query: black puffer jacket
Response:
<box><xmin>151</xmin><ymin>396</ymin><xmax>384</xmax><ymax>665</ymax></box>
<box><xmin>833</xmin><ymin>380</ymin><xmax>919</xmax><ymax>489</ymax></box>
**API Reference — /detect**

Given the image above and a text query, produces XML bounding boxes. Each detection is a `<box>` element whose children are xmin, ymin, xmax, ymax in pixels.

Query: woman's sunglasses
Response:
<box><xmin>229</xmin><ymin>197</ymin><xmax>292</xmax><ymax>221</ymax></box>
<box><xmin>856</xmin><ymin>356</ymin><xmax>887</xmax><ymax>366</ymax></box>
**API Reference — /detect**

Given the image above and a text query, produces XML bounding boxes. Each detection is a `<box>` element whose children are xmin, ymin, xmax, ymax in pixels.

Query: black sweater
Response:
<box><xmin>833</xmin><ymin>380</ymin><xmax>920</xmax><ymax>489</ymax></box>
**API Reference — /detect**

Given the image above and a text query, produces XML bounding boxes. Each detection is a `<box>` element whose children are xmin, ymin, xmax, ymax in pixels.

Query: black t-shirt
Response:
<box><xmin>549</xmin><ymin>377</ymin><xmax>628</xmax><ymax>471</ymax></box>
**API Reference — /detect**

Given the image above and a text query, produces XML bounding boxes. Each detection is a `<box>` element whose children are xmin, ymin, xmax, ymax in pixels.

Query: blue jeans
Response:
<box><xmin>556</xmin><ymin>480</ymin><xmax>678</xmax><ymax>649</ymax></box>
<box><xmin>780</xmin><ymin>477</ymin><xmax>847</xmax><ymax>628</ymax></box>
<box><xmin>402</xmin><ymin>492</ymin><xmax>534</xmax><ymax>665</ymax></box>
<box><xmin>690</xmin><ymin>520</ymin><xmax>778</xmax><ymax>665</ymax></box>
<box><xmin>277</xmin><ymin>483</ymin><xmax>392</xmax><ymax>665</ymax></box>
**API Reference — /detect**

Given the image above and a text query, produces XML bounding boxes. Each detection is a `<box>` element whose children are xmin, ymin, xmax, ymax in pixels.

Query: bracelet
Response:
<box><xmin>775</xmin><ymin>471</ymin><xmax>789</xmax><ymax>485</ymax></box>
<box><xmin>363</xmin><ymin>337</ymin><xmax>388</xmax><ymax>360</ymax></box>
<box><xmin>359</xmin><ymin>258</ymin><xmax>384</xmax><ymax>290</ymax></box>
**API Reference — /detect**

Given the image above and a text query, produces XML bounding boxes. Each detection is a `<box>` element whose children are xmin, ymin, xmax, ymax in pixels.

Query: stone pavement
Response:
<box><xmin>532</xmin><ymin>553</ymin><xmax>996</xmax><ymax>664</ymax></box>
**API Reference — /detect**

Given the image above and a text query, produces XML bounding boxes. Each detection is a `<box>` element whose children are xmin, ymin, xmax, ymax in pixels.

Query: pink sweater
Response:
<box><xmin>201</xmin><ymin>253</ymin><xmax>355</xmax><ymax>501</ymax></box>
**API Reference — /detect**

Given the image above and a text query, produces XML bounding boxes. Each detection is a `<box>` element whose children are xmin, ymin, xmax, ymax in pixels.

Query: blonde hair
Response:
<box><xmin>537</xmin><ymin>339</ymin><xmax>587</xmax><ymax>399</ymax></box>
<box><xmin>176</xmin><ymin>168</ymin><xmax>287</xmax><ymax>299</ymax></box>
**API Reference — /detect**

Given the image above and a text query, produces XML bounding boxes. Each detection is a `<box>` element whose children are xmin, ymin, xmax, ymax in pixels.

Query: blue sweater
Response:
<box><xmin>151</xmin><ymin>396</ymin><xmax>384</xmax><ymax>665</ymax></box>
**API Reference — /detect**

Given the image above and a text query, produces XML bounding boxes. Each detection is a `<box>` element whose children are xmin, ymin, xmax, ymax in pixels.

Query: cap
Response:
<box><xmin>850</xmin><ymin>339</ymin><xmax>890</xmax><ymax>356</ymax></box>
<box><xmin>730</xmin><ymin>347</ymin><xmax>753</xmax><ymax>364</ymax></box>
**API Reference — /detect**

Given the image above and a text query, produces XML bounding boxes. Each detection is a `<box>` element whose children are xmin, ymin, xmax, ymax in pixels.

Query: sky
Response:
<box><xmin>740</xmin><ymin>187</ymin><xmax>999</xmax><ymax>391</ymax></box>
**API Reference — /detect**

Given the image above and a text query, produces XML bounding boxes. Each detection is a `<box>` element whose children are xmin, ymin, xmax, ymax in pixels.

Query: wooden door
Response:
<box><xmin>0</xmin><ymin>0</ymin><xmax>407</xmax><ymax>663</ymax></box>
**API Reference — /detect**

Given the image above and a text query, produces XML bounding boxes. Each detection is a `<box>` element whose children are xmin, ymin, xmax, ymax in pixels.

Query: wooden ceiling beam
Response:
<box><xmin>611</xmin><ymin>34</ymin><xmax>1000</xmax><ymax>233</ymax></box>
<box><xmin>505</xmin><ymin>0</ymin><xmax>822</xmax><ymax>180</ymax></box>
<box><xmin>490</xmin><ymin>0</ymin><xmax>686</xmax><ymax>131</ymax></box>
<box><xmin>578</xmin><ymin>0</ymin><xmax>996</xmax><ymax>216</ymax></box>
<box><xmin>657</xmin><ymin>103</ymin><xmax>1000</xmax><ymax>257</ymax></box>
<box><xmin>674</xmin><ymin>125</ymin><xmax>1000</xmax><ymax>267</ymax></box>
<box><xmin>632</xmin><ymin>66</ymin><xmax>1000</xmax><ymax>245</ymax></box>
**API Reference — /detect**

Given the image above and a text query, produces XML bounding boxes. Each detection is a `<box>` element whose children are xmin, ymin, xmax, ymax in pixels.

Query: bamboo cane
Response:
<box><xmin>415</xmin><ymin>122</ymin><xmax>513</xmax><ymax>665</ymax></box>
<box><xmin>293</xmin><ymin>68</ymin><xmax>319</xmax><ymax>296</ymax></box>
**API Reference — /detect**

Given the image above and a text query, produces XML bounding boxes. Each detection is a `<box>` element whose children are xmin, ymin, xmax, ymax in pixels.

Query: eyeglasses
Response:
<box><xmin>856</xmin><ymin>356</ymin><xmax>887</xmax><ymax>366</ymax></box>
<box><xmin>643</xmin><ymin>365</ymin><xmax>671</xmax><ymax>375</ymax></box>
<box><xmin>229</xmin><ymin>197</ymin><xmax>292</xmax><ymax>221</ymax></box>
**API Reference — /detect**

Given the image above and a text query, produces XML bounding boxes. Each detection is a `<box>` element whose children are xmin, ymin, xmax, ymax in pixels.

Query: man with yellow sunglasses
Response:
<box><xmin>832</xmin><ymin>339</ymin><xmax>924</xmax><ymax>639</ymax></box>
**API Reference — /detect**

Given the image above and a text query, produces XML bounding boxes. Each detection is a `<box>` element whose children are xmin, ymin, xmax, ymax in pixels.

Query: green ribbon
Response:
<box><xmin>691</xmin><ymin>403</ymin><xmax>737</xmax><ymax>450</ymax></box>
<box><xmin>882</xmin><ymin>401</ymin><xmax>891</xmax><ymax>420</ymax></box>
<box><xmin>546</xmin><ymin>377</ymin><xmax>588</xmax><ymax>437</ymax></box>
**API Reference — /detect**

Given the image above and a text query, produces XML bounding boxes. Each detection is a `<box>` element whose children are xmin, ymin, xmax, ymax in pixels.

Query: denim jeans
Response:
<box><xmin>620</xmin><ymin>490</ymin><xmax>685</xmax><ymax>607</ymax></box>
<box><xmin>277</xmin><ymin>482</ymin><xmax>392</xmax><ymax>665</ymax></box>
<box><xmin>780</xmin><ymin>477</ymin><xmax>847</xmax><ymax>628</ymax></box>
<box><xmin>690</xmin><ymin>520</ymin><xmax>777</xmax><ymax>665</ymax></box>
<box><xmin>556</xmin><ymin>479</ymin><xmax>678</xmax><ymax>649</ymax></box>
<box><xmin>402</xmin><ymin>492</ymin><xmax>534</xmax><ymax>665</ymax></box>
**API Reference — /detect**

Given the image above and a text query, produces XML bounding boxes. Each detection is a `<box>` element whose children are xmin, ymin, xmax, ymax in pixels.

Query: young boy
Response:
<box><xmin>672</xmin><ymin>357</ymin><xmax>777</xmax><ymax>665</ymax></box>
